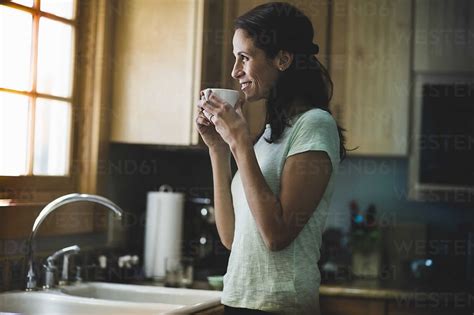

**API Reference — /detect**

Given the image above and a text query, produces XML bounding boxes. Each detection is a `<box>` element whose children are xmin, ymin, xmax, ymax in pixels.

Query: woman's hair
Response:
<box><xmin>234</xmin><ymin>2</ymin><xmax>347</xmax><ymax>161</ymax></box>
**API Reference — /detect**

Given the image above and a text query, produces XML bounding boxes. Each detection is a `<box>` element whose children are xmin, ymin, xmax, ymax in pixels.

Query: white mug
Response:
<box><xmin>201</xmin><ymin>88</ymin><xmax>240</xmax><ymax>122</ymax></box>
<box><xmin>203</xmin><ymin>88</ymin><xmax>240</xmax><ymax>106</ymax></box>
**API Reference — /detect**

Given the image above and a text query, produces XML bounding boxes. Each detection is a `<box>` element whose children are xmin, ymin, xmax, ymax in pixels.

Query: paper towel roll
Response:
<box><xmin>144</xmin><ymin>185</ymin><xmax>184</xmax><ymax>279</ymax></box>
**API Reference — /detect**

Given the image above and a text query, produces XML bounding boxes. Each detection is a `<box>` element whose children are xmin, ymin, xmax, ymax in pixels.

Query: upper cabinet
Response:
<box><xmin>110</xmin><ymin>0</ymin><xmax>204</xmax><ymax>145</ymax></box>
<box><xmin>107</xmin><ymin>0</ymin><xmax>473</xmax><ymax>151</ymax></box>
<box><xmin>330</xmin><ymin>0</ymin><xmax>413</xmax><ymax>156</ymax></box>
<box><xmin>414</xmin><ymin>0</ymin><xmax>474</xmax><ymax>73</ymax></box>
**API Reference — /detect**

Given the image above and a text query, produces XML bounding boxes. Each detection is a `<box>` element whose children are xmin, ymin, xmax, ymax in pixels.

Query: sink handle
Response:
<box><xmin>46</xmin><ymin>245</ymin><xmax>80</xmax><ymax>267</ymax></box>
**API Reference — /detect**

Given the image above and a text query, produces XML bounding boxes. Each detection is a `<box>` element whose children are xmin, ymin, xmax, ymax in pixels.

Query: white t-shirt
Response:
<box><xmin>221</xmin><ymin>108</ymin><xmax>340</xmax><ymax>314</ymax></box>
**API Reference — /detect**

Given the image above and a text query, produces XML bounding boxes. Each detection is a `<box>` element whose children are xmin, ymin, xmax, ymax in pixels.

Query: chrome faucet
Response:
<box><xmin>25</xmin><ymin>193</ymin><xmax>124</xmax><ymax>291</ymax></box>
<box><xmin>44</xmin><ymin>245</ymin><xmax>80</xmax><ymax>289</ymax></box>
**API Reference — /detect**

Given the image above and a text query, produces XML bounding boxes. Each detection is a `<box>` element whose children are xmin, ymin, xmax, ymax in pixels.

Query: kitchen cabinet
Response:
<box><xmin>110</xmin><ymin>0</ymin><xmax>204</xmax><ymax>145</ymax></box>
<box><xmin>413</xmin><ymin>0</ymin><xmax>474</xmax><ymax>73</ymax></box>
<box><xmin>321</xmin><ymin>296</ymin><xmax>468</xmax><ymax>315</ymax></box>
<box><xmin>320</xmin><ymin>296</ymin><xmax>385</xmax><ymax>315</ymax></box>
<box><xmin>329</xmin><ymin>0</ymin><xmax>413</xmax><ymax>156</ymax></box>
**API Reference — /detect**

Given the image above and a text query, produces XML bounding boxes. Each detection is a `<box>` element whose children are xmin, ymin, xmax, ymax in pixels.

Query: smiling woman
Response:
<box><xmin>195</xmin><ymin>2</ymin><xmax>347</xmax><ymax>314</ymax></box>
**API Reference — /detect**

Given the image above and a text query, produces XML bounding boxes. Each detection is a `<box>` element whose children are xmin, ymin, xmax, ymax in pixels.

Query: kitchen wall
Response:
<box><xmin>327</xmin><ymin>156</ymin><xmax>474</xmax><ymax>233</ymax></box>
<box><xmin>105</xmin><ymin>143</ymin><xmax>217</xmax><ymax>253</ymax></box>
<box><xmin>105</xmin><ymin>143</ymin><xmax>474</xmax><ymax>288</ymax></box>
<box><xmin>106</xmin><ymin>143</ymin><xmax>474</xmax><ymax>250</ymax></box>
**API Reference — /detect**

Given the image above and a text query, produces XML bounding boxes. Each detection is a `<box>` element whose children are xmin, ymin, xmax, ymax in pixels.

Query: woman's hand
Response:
<box><xmin>198</xmin><ymin>92</ymin><xmax>251</xmax><ymax>150</ymax></box>
<box><xmin>195</xmin><ymin>98</ymin><xmax>228</xmax><ymax>151</ymax></box>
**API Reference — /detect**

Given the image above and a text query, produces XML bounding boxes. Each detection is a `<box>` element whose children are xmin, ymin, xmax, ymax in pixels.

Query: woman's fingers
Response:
<box><xmin>196</xmin><ymin>108</ymin><xmax>211</xmax><ymax>126</ymax></box>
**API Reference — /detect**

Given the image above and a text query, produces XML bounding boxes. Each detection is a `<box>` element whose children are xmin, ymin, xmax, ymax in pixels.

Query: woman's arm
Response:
<box><xmin>209</xmin><ymin>147</ymin><xmax>235</xmax><ymax>250</ymax></box>
<box><xmin>200</xmin><ymin>93</ymin><xmax>332</xmax><ymax>251</ymax></box>
<box><xmin>231</xmin><ymin>139</ymin><xmax>332</xmax><ymax>251</ymax></box>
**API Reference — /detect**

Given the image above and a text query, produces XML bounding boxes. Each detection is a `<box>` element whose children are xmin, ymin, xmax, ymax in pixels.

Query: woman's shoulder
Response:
<box><xmin>291</xmin><ymin>107</ymin><xmax>336</xmax><ymax>127</ymax></box>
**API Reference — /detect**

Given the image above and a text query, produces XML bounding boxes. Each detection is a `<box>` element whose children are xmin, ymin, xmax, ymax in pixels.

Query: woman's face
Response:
<box><xmin>231</xmin><ymin>29</ymin><xmax>280</xmax><ymax>102</ymax></box>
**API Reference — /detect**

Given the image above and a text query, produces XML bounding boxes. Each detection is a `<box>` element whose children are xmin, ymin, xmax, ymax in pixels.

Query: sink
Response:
<box><xmin>61</xmin><ymin>282</ymin><xmax>221</xmax><ymax>308</ymax></box>
<box><xmin>61</xmin><ymin>282</ymin><xmax>221</xmax><ymax>312</ymax></box>
<box><xmin>0</xmin><ymin>283</ymin><xmax>222</xmax><ymax>315</ymax></box>
<box><xmin>0</xmin><ymin>291</ymin><xmax>179</xmax><ymax>315</ymax></box>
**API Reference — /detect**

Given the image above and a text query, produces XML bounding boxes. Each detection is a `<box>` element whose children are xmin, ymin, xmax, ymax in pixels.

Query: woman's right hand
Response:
<box><xmin>195</xmin><ymin>98</ymin><xmax>228</xmax><ymax>151</ymax></box>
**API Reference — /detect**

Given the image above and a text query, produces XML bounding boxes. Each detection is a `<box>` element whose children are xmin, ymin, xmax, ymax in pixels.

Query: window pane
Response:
<box><xmin>33</xmin><ymin>98</ymin><xmax>71</xmax><ymax>176</ymax></box>
<box><xmin>0</xmin><ymin>6</ymin><xmax>32</xmax><ymax>91</ymax></box>
<box><xmin>0</xmin><ymin>92</ymin><xmax>29</xmax><ymax>176</ymax></box>
<box><xmin>41</xmin><ymin>0</ymin><xmax>76</xmax><ymax>20</ymax></box>
<box><xmin>37</xmin><ymin>18</ymin><xmax>74</xmax><ymax>98</ymax></box>
<box><xmin>11</xmin><ymin>0</ymin><xmax>34</xmax><ymax>7</ymax></box>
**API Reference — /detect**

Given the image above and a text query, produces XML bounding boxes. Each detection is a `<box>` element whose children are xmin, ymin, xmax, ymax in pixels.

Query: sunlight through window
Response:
<box><xmin>0</xmin><ymin>6</ymin><xmax>32</xmax><ymax>91</ymax></box>
<box><xmin>0</xmin><ymin>1</ymin><xmax>76</xmax><ymax>177</ymax></box>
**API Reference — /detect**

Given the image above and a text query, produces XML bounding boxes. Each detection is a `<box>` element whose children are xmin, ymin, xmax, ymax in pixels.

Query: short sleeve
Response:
<box><xmin>286</xmin><ymin>109</ymin><xmax>340</xmax><ymax>169</ymax></box>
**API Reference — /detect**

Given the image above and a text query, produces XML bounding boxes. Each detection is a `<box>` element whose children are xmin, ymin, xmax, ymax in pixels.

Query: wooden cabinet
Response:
<box><xmin>217</xmin><ymin>0</ymin><xmax>413</xmax><ymax>156</ymax></box>
<box><xmin>108</xmin><ymin>0</ymin><xmax>474</xmax><ymax>151</ymax></box>
<box><xmin>413</xmin><ymin>0</ymin><xmax>474</xmax><ymax>73</ymax></box>
<box><xmin>329</xmin><ymin>0</ymin><xmax>413</xmax><ymax>156</ymax></box>
<box><xmin>110</xmin><ymin>0</ymin><xmax>204</xmax><ymax>145</ymax></box>
<box><xmin>321</xmin><ymin>296</ymin><xmax>469</xmax><ymax>315</ymax></box>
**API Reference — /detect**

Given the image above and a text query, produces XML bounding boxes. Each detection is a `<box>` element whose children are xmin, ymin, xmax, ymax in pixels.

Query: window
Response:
<box><xmin>0</xmin><ymin>0</ymin><xmax>76</xmax><ymax>177</ymax></box>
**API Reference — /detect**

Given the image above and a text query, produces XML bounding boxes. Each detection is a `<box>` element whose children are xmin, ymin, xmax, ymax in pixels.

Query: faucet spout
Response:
<box><xmin>25</xmin><ymin>193</ymin><xmax>124</xmax><ymax>290</ymax></box>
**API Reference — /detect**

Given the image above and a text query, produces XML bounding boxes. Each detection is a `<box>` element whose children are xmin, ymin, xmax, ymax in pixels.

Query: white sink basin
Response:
<box><xmin>0</xmin><ymin>291</ymin><xmax>178</xmax><ymax>315</ymax></box>
<box><xmin>0</xmin><ymin>283</ymin><xmax>222</xmax><ymax>315</ymax></box>
<box><xmin>61</xmin><ymin>282</ymin><xmax>221</xmax><ymax>312</ymax></box>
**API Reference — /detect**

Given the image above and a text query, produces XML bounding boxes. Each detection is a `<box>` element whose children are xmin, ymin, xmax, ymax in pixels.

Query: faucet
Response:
<box><xmin>44</xmin><ymin>245</ymin><xmax>80</xmax><ymax>289</ymax></box>
<box><xmin>25</xmin><ymin>193</ymin><xmax>124</xmax><ymax>291</ymax></box>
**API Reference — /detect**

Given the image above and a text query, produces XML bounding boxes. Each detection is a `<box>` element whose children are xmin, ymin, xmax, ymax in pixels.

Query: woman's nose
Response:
<box><xmin>231</xmin><ymin>63</ymin><xmax>244</xmax><ymax>79</ymax></box>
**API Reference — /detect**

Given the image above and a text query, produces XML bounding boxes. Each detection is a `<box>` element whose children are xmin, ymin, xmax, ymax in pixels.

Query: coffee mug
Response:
<box><xmin>201</xmin><ymin>88</ymin><xmax>240</xmax><ymax>122</ymax></box>
<box><xmin>203</xmin><ymin>88</ymin><xmax>240</xmax><ymax>106</ymax></box>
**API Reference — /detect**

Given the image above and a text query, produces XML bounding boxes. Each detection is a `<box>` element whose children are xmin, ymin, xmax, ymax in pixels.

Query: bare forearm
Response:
<box><xmin>230</xmin><ymin>141</ymin><xmax>285</xmax><ymax>250</ymax></box>
<box><xmin>209</xmin><ymin>148</ymin><xmax>235</xmax><ymax>250</ymax></box>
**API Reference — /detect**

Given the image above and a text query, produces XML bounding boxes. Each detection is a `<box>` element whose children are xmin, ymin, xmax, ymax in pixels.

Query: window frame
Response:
<box><xmin>0</xmin><ymin>0</ymin><xmax>80</xmax><ymax>204</ymax></box>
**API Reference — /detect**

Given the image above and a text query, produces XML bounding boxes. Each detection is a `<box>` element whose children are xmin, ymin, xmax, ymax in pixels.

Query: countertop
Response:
<box><xmin>189</xmin><ymin>279</ymin><xmax>473</xmax><ymax>301</ymax></box>
<box><xmin>319</xmin><ymin>279</ymin><xmax>425</xmax><ymax>300</ymax></box>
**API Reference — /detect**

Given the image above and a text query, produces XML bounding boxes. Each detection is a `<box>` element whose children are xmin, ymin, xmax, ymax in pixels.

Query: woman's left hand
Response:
<box><xmin>198</xmin><ymin>92</ymin><xmax>252</xmax><ymax>149</ymax></box>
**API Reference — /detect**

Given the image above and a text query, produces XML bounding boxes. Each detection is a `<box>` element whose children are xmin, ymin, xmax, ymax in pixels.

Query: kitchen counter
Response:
<box><xmin>191</xmin><ymin>279</ymin><xmax>472</xmax><ymax>301</ymax></box>
<box><xmin>320</xmin><ymin>280</ymin><xmax>411</xmax><ymax>300</ymax></box>
<box><xmin>321</xmin><ymin>277</ymin><xmax>473</xmax><ymax>299</ymax></box>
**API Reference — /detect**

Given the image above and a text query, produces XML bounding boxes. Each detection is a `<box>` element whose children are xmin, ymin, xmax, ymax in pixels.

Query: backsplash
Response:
<box><xmin>105</xmin><ymin>144</ymin><xmax>474</xmax><ymax>288</ymax></box>
<box><xmin>107</xmin><ymin>144</ymin><xmax>474</xmax><ymax>238</ymax></box>
<box><xmin>326</xmin><ymin>156</ymin><xmax>474</xmax><ymax>232</ymax></box>
<box><xmin>2</xmin><ymin>144</ymin><xmax>471</xmax><ymax>291</ymax></box>
<box><xmin>105</xmin><ymin>143</ymin><xmax>229</xmax><ymax>257</ymax></box>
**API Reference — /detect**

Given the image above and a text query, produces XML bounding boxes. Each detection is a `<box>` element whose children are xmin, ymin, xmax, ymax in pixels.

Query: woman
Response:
<box><xmin>196</xmin><ymin>2</ymin><xmax>346</xmax><ymax>314</ymax></box>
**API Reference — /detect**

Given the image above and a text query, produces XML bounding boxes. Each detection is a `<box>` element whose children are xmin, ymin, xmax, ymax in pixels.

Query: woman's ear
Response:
<box><xmin>275</xmin><ymin>50</ymin><xmax>293</xmax><ymax>71</ymax></box>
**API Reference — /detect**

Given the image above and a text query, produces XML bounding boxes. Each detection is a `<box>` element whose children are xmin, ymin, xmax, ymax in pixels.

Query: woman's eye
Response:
<box><xmin>241</xmin><ymin>55</ymin><xmax>249</xmax><ymax>62</ymax></box>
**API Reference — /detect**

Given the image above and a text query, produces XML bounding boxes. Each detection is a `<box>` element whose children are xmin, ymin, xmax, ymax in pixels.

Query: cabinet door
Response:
<box><xmin>387</xmin><ymin>300</ymin><xmax>466</xmax><ymax>315</ymax></box>
<box><xmin>320</xmin><ymin>296</ymin><xmax>386</xmax><ymax>315</ymax></box>
<box><xmin>110</xmin><ymin>0</ymin><xmax>204</xmax><ymax>145</ymax></box>
<box><xmin>330</xmin><ymin>0</ymin><xmax>413</xmax><ymax>156</ymax></box>
<box><xmin>414</xmin><ymin>0</ymin><xmax>474</xmax><ymax>72</ymax></box>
